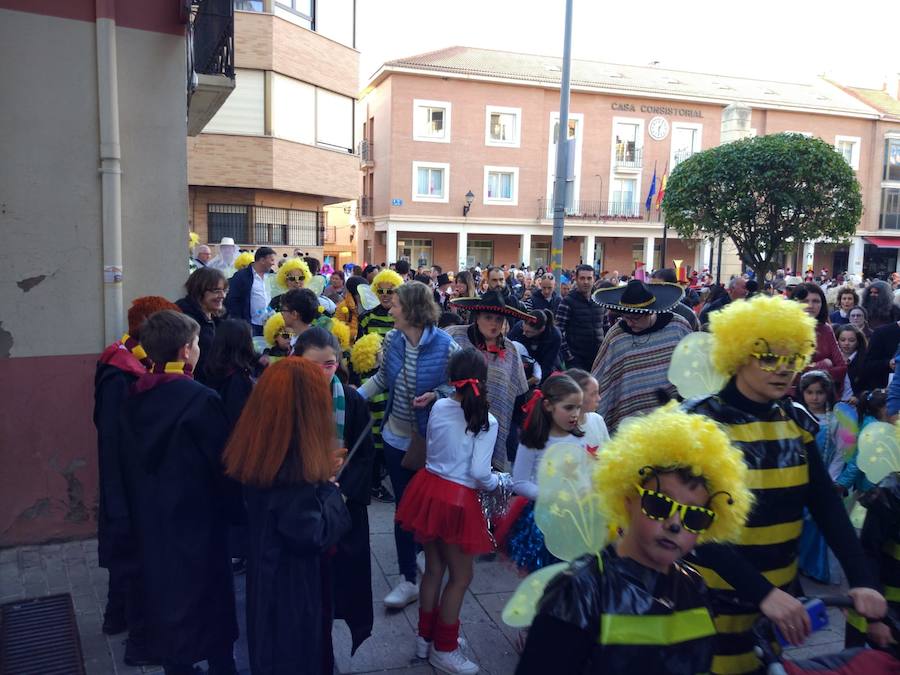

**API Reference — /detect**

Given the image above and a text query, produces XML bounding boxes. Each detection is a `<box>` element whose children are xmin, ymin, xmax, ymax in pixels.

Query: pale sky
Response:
<box><xmin>357</xmin><ymin>0</ymin><xmax>895</xmax><ymax>91</ymax></box>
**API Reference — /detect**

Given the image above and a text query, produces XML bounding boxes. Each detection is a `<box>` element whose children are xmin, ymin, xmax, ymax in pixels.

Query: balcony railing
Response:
<box><xmin>614</xmin><ymin>145</ymin><xmax>642</xmax><ymax>169</ymax></box>
<box><xmin>187</xmin><ymin>0</ymin><xmax>236</xmax><ymax>135</ymax></box>
<box><xmin>324</xmin><ymin>225</ymin><xmax>337</xmax><ymax>244</ymax></box>
<box><xmin>673</xmin><ymin>148</ymin><xmax>695</xmax><ymax>167</ymax></box>
<box><xmin>358</xmin><ymin>140</ymin><xmax>374</xmax><ymax>168</ymax></box>
<box><xmin>208</xmin><ymin>204</ymin><xmax>325</xmax><ymax>246</ymax></box>
<box><xmin>537</xmin><ymin>198</ymin><xmax>662</xmax><ymax>222</ymax></box>
<box><xmin>358</xmin><ymin>196</ymin><xmax>373</xmax><ymax>219</ymax></box>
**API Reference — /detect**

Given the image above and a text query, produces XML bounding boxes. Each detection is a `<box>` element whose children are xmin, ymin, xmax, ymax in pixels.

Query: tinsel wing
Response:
<box><xmin>533</xmin><ymin>442</ymin><xmax>608</xmax><ymax>563</ymax></box>
<box><xmin>306</xmin><ymin>275</ymin><xmax>325</xmax><ymax>296</ymax></box>
<box><xmin>358</xmin><ymin>284</ymin><xmax>380</xmax><ymax>311</ymax></box>
<box><xmin>857</xmin><ymin>422</ymin><xmax>900</xmax><ymax>485</ymax></box>
<box><xmin>667</xmin><ymin>332</ymin><xmax>729</xmax><ymax>400</ymax></box>
<box><xmin>832</xmin><ymin>402</ymin><xmax>859</xmax><ymax>463</ymax></box>
<box><xmin>501</xmin><ymin>562</ymin><xmax>569</xmax><ymax>628</ymax></box>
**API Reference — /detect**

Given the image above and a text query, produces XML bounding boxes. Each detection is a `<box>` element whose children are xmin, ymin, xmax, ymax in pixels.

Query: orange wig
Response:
<box><xmin>128</xmin><ymin>296</ymin><xmax>181</xmax><ymax>340</ymax></box>
<box><xmin>224</xmin><ymin>357</ymin><xmax>334</xmax><ymax>487</ymax></box>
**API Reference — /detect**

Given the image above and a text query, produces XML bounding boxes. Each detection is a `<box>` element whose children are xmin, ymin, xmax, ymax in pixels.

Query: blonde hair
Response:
<box><xmin>594</xmin><ymin>404</ymin><xmax>753</xmax><ymax>543</ymax></box>
<box><xmin>276</xmin><ymin>258</ymin><xmax>312</xmax><ymax>292</ymax></box>
<box><xmin>371</xmin><ymin>268</ymin><xmax>404</xmax><ymax>289</ymax></box>
<box><xmin>263</xmin><ymin>312</ymin><xmax>287</xmax><ymax>347</ymax></box>
<box><xmin>709</xmin><ymin>294</ymin><xmax>816</xmax><ymax>376</ymax></box>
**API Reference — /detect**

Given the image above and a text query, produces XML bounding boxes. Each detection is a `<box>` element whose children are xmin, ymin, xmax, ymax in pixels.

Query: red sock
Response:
<box><xmin>418</xmin><ymin>607</ymin><xmax>437</xmax><ymax>640</ymax></box>
<box><xmin>433</xmin><ymin>618</ymin><xmax>460</xmax><ymax>652</ymax></box>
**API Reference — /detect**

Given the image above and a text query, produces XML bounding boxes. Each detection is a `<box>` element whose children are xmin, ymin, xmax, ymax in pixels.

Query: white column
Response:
<box><xmin>583</xmin><ymin>234</ymin><xmax>596</xmax><ymax>267</ymax></box>
<box><xmin>802</xmin><ymin>241</ymin><xmax>815</xmax><ymax>273</ymax></box>
<box><xmin>699</xmin><ymin>239</ymin><xmax>713</xmax><ymax>272</ymax></box>
<box><xmin>457</xmin><ymin>229</ymin><xmax>468</xmax><ymax>270</ymax></box>
<box><xmin>643</xmin><ymin>236</ymin><xmax>655</xmax><ymax>274</ymax></box>
<box><xmin>520</xmin><ymin>233</ymin><xmax>532</xmax><ymax>268</ymax></box>
<box><xmin>386</xmin><ymin>223</ymin><xmax>398</xmax><ymax>264</ymax></box>
<box><xmin>848</xmin><ymin>236</ymin><xmax>865</xmax><ymax>278</ymax></box>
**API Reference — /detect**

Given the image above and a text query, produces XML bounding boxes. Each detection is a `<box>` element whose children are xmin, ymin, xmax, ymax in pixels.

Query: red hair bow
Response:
<box><xmin>451</xmin><ymin>378</ymin><xmax>481</xmax><ymax>397</ymax></box>
<box><xmin>521</xmin><ymin>389</ymin><xmax>544</xmax><ymax>428</ymax></box>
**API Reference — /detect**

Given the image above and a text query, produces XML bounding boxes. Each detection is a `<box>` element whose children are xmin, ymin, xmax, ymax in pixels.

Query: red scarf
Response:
<box><xmin>98</xmin><ymin>333</ymin><xmax>150</xmax><ymax>378</ymax></box>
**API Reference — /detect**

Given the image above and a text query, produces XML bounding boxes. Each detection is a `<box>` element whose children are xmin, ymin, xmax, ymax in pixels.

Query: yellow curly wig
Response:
<box><xmin>594</xmin><ymin>404</ymin><xmax>753</xmax><ymax>543</ymax></box>
<box><xmin>371</xmin><ymin>268</ymin><xmax>404</xmax><ymax>289</ymax></box>
<box><xmin>709</xmin><ymin>294</ymin><xmax>816</xmax><ymax>376</ymax></box>
<box><xmin>275</xmin><ymin>258</ymin><xmax>312</xmax><ymax>292</ymax></box>
<box><xmin>330</xmin><ymin>318</ymin><xmax>351</xmax><ymax>351</ymax></box>
<box><xmin>263</xmin><ymin>312</ymin><xmax>287</xmax><ymax>347</ymax></box>
<box><xmin>234</xmin><ymin>251</ymin><xmax>254</xmax><ymax>270</ymax></box>
<box><xmin>350</xmin><ymin>332</ymin><xmax>383</xmax><ymax>374</ymax></box>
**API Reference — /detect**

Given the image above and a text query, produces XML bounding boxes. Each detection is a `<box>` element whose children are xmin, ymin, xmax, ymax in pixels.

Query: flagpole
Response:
<box><xmin>550</xmin><ymin>0</ymin><xmax>574</xmax><ymax>283</ymax></box>
<box><xmin>658</xmin><ymin>162</ymin><xmax>668</xmax><ymax>269</ymax></box>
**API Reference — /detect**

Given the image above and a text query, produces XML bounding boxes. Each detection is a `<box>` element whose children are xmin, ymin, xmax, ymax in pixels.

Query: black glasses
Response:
<box><xmin>287</xmin><ymin>275</ymin><xmax>305</xmax><ymax>282</ymax></box>
<box><xmin>278</xmin><ymin>332</ymin><xmax>292</xmax><ymax>339</ymax></box>
<box><xmin>634</xmin><ymin>484</ymin><xmax>716</xmax><ymax>534</ymax></box>
<box><xmin>376</xmin><ymin>288</ymin><xmax>395</xmax><ymax>296</ymax></box>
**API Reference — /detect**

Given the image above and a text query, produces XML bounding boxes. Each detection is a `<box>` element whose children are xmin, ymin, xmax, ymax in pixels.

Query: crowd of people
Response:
<box><xmin>91</xmin><ymin>240</ymin><xmax>900</xmax><ymax>675</ymax></box>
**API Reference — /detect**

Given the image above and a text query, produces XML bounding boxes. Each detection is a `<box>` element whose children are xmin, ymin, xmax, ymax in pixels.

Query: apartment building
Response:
<box><xmin>188</xmin><ymin>0</ymin><xmax>359</xmax><ymax>260</ymax></box>
<box><xmin>358</xmin><ymin>47</ymin><xmax>900</xmax><ymax>278</ymax></box>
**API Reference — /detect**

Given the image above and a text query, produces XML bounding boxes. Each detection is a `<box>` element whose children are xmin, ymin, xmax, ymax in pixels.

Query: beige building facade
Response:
<box><xmin>358</xmin><ymin>47</ymin><xmax>900</xmax><ymax>279</ymax></box>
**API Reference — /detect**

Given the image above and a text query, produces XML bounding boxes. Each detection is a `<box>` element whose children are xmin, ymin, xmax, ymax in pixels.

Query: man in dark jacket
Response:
<box><xmin>526</xmin><ymin>273</ymin><xmax>562</xmax><ymax>314</ymax></box>
<box><xmin>555</xmin><ymin>264</ymin><xmax>605</xmax><ymax>371</ymax></box>
<box><xmin>224</xmin><ymin>247</ymin><xmax>277</xmax><ymax>335</ymax></box>
<box><xmin>487</xmin><ymin>266</ymin><xmax>523</xmax><ymax>311</ymax></box>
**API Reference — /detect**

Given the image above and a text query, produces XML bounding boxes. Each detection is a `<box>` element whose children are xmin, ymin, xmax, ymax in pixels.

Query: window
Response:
<box><xmin>271</xmin><ymin>74</ymin><xmax>315</xmax><ymax>145</ymax></box>
<box><xmin>485</xmin><ymin>106</ymin><xmax>521</xmax><ymax>147</ymax></box>
<box><xmin>467</xmin><ymin>240</ymin><xmax>494</xmax><ymax>267</ymax></box>
<box><xmin>886</xmin><ymin>138</ymin><xmax>900</xmax><ymax>182</ymax></box>
<box><xmin>614</xmin><ymin>121</ymin><xmax>641</xmax><ymax>165</ymax></box>
<box><xmin>530</xmin><ymin>242</ymin><xmax>550</xmax><ymax>269</ymax></box>
<box><xmin>610</xmin><ymin>177</ymin><xmax>638</xmax><ymax>217</ymax></box>
<box><xmin>553</xmin><ymin>119</ymin><xmax>578</xmax><ymax>142</ymax></box>
<box><xmin>316</xmin><ymin>89</ymin><xmax>354</xmax><ymax>152</ymax></box>
<box><xmin>274</xmin><ymin>0</ymin><xmax>313</xmax><ymax>29</ymax></box>
<box><xmin>882</xmin><ymin>187</ymin><xmax>900</xmax><ymax>230</ymax></box>
<box><xmin>397</xmin><ymin>239</ymin><xmax>433</xmax><ymax>267</ymax></box>
<box><xmin>413</xmin><ymin>99</ymin><xmax>451</xmax><ymax>143</ymax></box>
<box><xmin>671</xmin><ymin>124</ymin><xmax>702</xmax><ymax>168</ymax></box>
<box><xmin>208</xmin><ymin>204</ymin><xmax>322</xmax><ymax>246</ymax></box>
<box><xmin>234</xmin><ymin>0</ymin><xmax>264</xmax><ymax>11</ymax></box>
<box><xmin>834</xmin><ymin>135</ymin><xmax>861</xmax><ymax>170</ymax></box>
<box><xmin>204</xmin><ymin>68</ymin><xmax>264</xmax><ymax>135</ymax></box>
<box><xmin>412</xmin><ymin>161</ymin><xmax>450</xmax><ymax>202</ymax></box>
<box><xmin>631</xmin><ymin>242</ymin><xmax>662</xmax><ymax>270</ymax></box>
<box><xmin>547</xmin><ymin>112</ymin><xmax>584</xmax><ymax>208</ymax></box>
<box><xmin>484</xmin><ymin>166</ymin><xmax>519</xmax><ymax>205</ymax></box>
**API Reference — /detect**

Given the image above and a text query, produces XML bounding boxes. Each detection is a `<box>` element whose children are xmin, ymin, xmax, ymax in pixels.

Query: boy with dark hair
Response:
<box><xmin>119</xmin><ymin>310</ymin><xmax>239</xmax><ymax>675</ymax></box>
<box><xmin>394</xmin><ymin>259</ymin><xmax>410</xmax><ymax>278</ymax></box>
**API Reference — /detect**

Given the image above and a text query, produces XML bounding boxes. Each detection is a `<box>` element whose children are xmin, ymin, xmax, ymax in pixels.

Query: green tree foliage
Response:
<box><xmin>663</xmin><ymin>133</ymin><xmax>862</xmax><ymax>278</ymax></box>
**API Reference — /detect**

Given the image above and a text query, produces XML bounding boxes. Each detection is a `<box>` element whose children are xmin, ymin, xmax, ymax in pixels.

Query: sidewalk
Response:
<box><xmin>0</xmin><ymin>499</ymin><xmax>848</xmax><ymax>674</ymax></box>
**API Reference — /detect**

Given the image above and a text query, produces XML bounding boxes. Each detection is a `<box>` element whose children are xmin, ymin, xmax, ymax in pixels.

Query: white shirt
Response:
<box><xmin>580</xmin><ymin>412</ymin><xmax>610</xmax><ymax>449</ymax></box>
<box><xmin>512</xmin><ymin>432</ymin><xmax>584</xmax><ymax>501</ymax></box>
<box><xmin>425</xmin><ymin>398</ymin><xmax>499</xmax><ymax>491</ymax></box>
<box><xmin>841</xmin><ymin>351</ymin><xmax>856</xmax><ymax>402</ymax></box>
<box><xmin>250</xmin><ymin>268</ymin><xmax>270</xmax><ymax>326</ymax></box>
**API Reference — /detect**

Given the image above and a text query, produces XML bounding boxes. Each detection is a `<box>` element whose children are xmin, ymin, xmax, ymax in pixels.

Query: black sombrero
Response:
<box><xmin>592</xmin><ymin>280</ymin><xmax>684</xmax><ymax>314</ymax></box>
<box><xmin>450</xmin><ymin>290</ymin><xmax>533</xmax><ymax>322</ymax></box>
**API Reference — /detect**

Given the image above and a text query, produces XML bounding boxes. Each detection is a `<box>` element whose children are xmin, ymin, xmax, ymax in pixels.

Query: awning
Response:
<box><xmin>864</xmin><ymin>237</ymin><xmax>900</xmax><ymax>248</ymax></box>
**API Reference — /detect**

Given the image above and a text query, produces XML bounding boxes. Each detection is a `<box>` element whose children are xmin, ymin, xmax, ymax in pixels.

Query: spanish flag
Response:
<box><xmin>655</xmin><ymin>172</ymin><xmax>668</xmax><ymax>210</ymax></box>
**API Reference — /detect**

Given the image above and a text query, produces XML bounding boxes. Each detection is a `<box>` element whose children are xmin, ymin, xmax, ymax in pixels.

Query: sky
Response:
<box><xmin>357</xmin><ymin>0</ymin><xmax>895</xmax><ymax>91</ymax></box>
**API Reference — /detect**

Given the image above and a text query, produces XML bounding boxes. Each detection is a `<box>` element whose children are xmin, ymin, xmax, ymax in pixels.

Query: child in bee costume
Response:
<box><xmin>508</xmin><ymin>405</ymin><xmax>754</xmax><ymax>675</ymax></box>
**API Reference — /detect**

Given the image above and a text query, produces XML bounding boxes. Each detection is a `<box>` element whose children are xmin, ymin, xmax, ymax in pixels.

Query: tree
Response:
<box><xmin>662</xmin><ymin>133</ymin><xmax>862</xmax><ymax>279</ymax></box>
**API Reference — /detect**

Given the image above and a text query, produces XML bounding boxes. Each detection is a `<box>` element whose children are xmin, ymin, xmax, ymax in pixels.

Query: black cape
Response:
<box><xmin>119</xmin><ymin>376</ymin><xmax>238</xmax><ymax>664</ymax></box>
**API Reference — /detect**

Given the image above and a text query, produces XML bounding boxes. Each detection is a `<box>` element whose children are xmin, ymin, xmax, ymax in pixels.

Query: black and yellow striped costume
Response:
<box><xmin>356</xmin><ymin>306</ymin><xmax>395</xmax><ymax>452</ymax></box>
<box><xmin>846</xmin><ymin>473</ymin><xmax>900</xmax><ymax>647</ymax></box>
<box><xmin>684</xmin><ymin>382</ymin><xmax>876</xmax><ymax>675</ymax></box>
<box><xmin>517</xmin><ymin>546</ymin><xmax>716</xmax><ymax>674</ymax></box>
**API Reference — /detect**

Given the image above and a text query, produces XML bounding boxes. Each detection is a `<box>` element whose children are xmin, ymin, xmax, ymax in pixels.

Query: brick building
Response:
<box><xmin>357</xmin><ymin>47</ymin><xmax>900</xmax><ymax>278</ymax></box>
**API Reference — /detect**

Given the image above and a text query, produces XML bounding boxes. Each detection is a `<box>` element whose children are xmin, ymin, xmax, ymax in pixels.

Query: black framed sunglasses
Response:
<box><xmin>287</xmin><ymin>274</ymin><xmax>305</xmax><ymax>282</ymax></box>
<box><xmin>278</xmin><ymin>332</ymin><xmax>292</xmax><ymax>340</ymax></box>
<box><xmin>376</xmin><ymin>288</ymin><xmax>395</xmax><ymax>296</ymax></box>
<box><xmin>633</xmin><ymin>484</ymin><xmax>716</xmax><ymax>534</ymax></box>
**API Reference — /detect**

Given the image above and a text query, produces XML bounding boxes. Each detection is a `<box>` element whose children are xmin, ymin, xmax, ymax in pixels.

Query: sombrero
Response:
<box><xmin>592</xmin><ymin>279</ymin><xmax>684</xmax><ymax>314</ymax></box>
<box><xmin>450</xmin><ymin>290</ymin><xmax>532</xmax><ymax>322</ymax></box>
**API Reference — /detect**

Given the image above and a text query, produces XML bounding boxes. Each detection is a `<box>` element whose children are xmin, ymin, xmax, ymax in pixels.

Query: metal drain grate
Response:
<box><xmin>0</xmin><ymin>593</ymin><xmax>85</xmax><ymax>675</ymax></box>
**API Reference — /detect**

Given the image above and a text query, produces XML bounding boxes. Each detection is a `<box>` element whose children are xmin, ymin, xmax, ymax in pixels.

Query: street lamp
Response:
<box><xmin>463</xmin><ymin>190</ymin><xmax>475</xmax><ymax>217</ymax></box>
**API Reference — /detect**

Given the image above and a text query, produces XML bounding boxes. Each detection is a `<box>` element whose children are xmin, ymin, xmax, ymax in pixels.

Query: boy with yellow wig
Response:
<box><xmin>517</xmin><ymin>405</ymin><xmax>754</xmax><ymax>674</ymax></box>
<box><xmin>683</xmin><ymin>294</ymin><xmax>885</xmax><ymax>675</ymax></box>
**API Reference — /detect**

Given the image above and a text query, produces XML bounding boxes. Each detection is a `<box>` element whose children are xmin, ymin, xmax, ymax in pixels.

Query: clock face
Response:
<box><xmin>648</xmin><ymin>116</ymin><xmax>669</xmax><ymax>141</ymax></box>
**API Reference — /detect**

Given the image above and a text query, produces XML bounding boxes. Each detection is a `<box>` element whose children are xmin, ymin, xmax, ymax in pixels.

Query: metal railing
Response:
<box><xmin>324</xmin><ymin>225</ymin><xmax>337</xmax><ymax>243</ymax></box>
<box><xmin>207</xmin><ymin>204</ymin><xmax>325</xmax><ymax>246</ymax></box>
<box><xmin>190</xmin><ymin>0</ymin><xmax>235</xmax><ymax>79</ymax></box>
<box><xmin>358</xmin><ymin>139</ymin><xmax>373</xmax><ymax>166</ymax></box>
<box><xmin>537</xmin><ymin>198</ymin><xmax>662</xmax><ymax>222</ymax></box>
<box><xmin>673</xmin><ymin>148</ymin><xmax>695</xmax><ymax>166</ymax></box>
<box><xmin>614</xmin><ymin>145</ymin><xmax>642</xmax><ymax>169</ymax></box>
<box><xmin>358</xmin><ymin>196</ymin><xmax>373</xmax><ymax>219</ymax></box>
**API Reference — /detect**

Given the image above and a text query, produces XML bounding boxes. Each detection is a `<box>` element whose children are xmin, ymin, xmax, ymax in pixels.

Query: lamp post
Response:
<box><xmin>462</xmin><ymin>190</ymin><xmax>475</xmax><ymax>217</ymax></box>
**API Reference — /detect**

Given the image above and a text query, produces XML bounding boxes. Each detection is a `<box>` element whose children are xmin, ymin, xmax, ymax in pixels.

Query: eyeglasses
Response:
<box><xmin>278</xmin><ymin>332</ymin><xmax>292</xmax><ymax>340</ymax></box>
<box><xmin>376</xmin><ymin>288</ymin><xmax>395</xmax><ymax>296</ymax></box>
<box><xmin>206</xmin><ymin>288</ymin><xmax>227</xmax><ymax>295</ymax></box>
<box><xmin>750</xmin><ymin>351</ymin><xmax>808</xmax><ymax>373</ymax></box>
<box><xmin>633</xmin><ymin>484</ymin><xmax>716</xmax><ymax>534</ymax></box>
<box><xmin>287</xmin><ymin>275</ymin><xmax>305</xmax><ymax>282</ymax></box>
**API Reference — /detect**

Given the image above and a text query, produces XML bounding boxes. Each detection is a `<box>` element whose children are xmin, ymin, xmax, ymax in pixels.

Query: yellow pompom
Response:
<box><xmin>189</xmin><ymin>232</ymin><xmax>200</xmax><ymax>248</ymax></box>
<box><xmin>340</xmin><ymin>306</ymin><xmax>349</xmax><ymax>315</ymax></box>
<box><xmin>317</xmin><ymin>305</ymin><xmax>325</xmax><ymax>314</ymax></box>
<box><xmin>350</xmin><ymin>333</ymin><xmax>383</xmax><ymax>374</ymax></box>
<box><xmin>330</xmin><ymin>317</ymin><xmax>351</xmax><ymax>350</ymax></box>
<box><xmin>263</xmin><ymin>312</ymin><xmax>286</xmax><ymax>347</ymax></box>
<box><xmin>234</xmin><ymin>252</ymin><xmax>254</xmax><ymax>270</ymax></box>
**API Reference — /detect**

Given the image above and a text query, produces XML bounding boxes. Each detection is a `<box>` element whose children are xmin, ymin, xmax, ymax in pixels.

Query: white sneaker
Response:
<box><xmin>384</xmin><ymin>580</ymin><xmax>418</xmax><ymax>608</ymax></box>
<box><xmin>415</xmin><ymin>635</ymin><xmax>431</xmax><ymax>659</ymax></box>
<box><xmin>429</xmin><ymin>647</ymin><xmax>479</xmax><ymax>674</ymax></box>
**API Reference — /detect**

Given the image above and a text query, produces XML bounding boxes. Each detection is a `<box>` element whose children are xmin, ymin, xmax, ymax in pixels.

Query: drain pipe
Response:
<box><xmin>96</xmin><ymin>0</ymin><xmax>124</xmax><ymax>345</ymax></box>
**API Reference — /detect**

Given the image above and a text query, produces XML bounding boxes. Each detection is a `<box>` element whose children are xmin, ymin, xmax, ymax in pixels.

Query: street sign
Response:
<box><xmin>391</xmin><ymin>198</ymin><xmax>403</xmax><ymax>207</ymax></box>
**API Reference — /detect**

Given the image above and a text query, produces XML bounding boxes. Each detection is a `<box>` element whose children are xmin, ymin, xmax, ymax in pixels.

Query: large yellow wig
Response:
<box><xmin>263</xmin><ymin>312</ymin><xmax>287</xmax><ymax>347</ymax></box>
<box><xmin>275</xmin><ymin>258</ymin><xmax>312</xmax><ymax>292</ymax></box>
<box><xmin>709</xmin><ymin>294</ymin><xmax>816</xmax><ymax>376</ymax></box>
<box><xmin>594</xmin><ymin>404</ymin><xmax>753</xmax><ymax>544</ymax></box>
<box><xmin>371</xmin><ymin>268</ymin><xmax>404</xmax><ymax>289</ymax></box>
<box><xmin>234</xmin><ymin>251</ymin><xmax>254</xmax><ymax>270</ymax></box>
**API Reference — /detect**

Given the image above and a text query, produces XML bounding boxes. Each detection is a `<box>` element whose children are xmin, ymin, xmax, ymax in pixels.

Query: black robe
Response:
<box><xmin>245</xmin><ymin>478</ymin><xmax>350</xmax><ymax>675</ymax></box>
<box><xmin>119</xmin><ymin>375</ymin><xmax>238</xmax><ymax>665</ymax></box>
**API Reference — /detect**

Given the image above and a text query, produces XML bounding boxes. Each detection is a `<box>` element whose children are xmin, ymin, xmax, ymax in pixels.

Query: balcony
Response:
<box><xmin>614</xmin><ymin>145</ymin><xmax>642</xmax><ymax>171</ymax></box>
<box><xmin>358</xmin><ymin>140</ymin><xmax>374</xmax><ymax>169</ymax></box>
<box><xmin>537</xmin><ymin>198</ymin><xmax>661</xmax><ymax>223</ymax></box>
<box><xmin>187</xmin><ymin>0</ymin><xmax>236</xmax><ymax>136</ymax></box>
<box><xmin>324</xmin><ymin>225</ymin><xmax>337</xmax><ymax>244</ymax></box>
<box><xmin>358</xmin><ymin>196</ymin><xmax>373</xmax><ymax>221</ymax></box>
<box><xmin>672</xmin><ymin>148</ymin><xmax>695</xmax><ymax>168</ymax></box>
<box><xmin>207</xmin><ymin>203</ymin><xmax>325</xmax><ymax>246</ymax></box>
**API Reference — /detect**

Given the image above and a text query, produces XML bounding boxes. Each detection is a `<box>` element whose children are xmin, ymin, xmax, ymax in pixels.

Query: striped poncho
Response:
<box><xmin>591</xmin><ymin>312</ymin><xmax>691</xmax><ymax>432</ymax></box>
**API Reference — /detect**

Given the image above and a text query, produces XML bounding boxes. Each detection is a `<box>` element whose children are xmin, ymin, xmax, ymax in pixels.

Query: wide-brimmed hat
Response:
<box><xmin>219</xmin><ymin>237</ymin><xmax>235</xmax><ymax>246</ymax></box>
<box><xmin>450</xmin><ymin>290</ymin><xmax>532</xmax><ymax>322</ymax></box>
<box><xmin>592</xmin><ymin>279</ymin><xmax>684</xmax><ymax>314</ymax></box>
<box><xmin>436</xmin><ymin>273</ymin><xmax>452</xmax><ymax>287</ymax></box>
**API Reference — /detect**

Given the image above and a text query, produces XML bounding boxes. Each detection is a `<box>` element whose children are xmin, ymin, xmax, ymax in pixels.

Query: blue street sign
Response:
<box><xmin>391</xmin><ymin>198</ymin><xmax>403</xmax><ymax>207</ymax></box>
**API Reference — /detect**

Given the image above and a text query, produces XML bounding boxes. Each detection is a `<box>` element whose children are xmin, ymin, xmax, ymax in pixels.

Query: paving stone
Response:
<box><xmin>0</xmin><ymin>548</ymin><xmax>19</xmax><ymax>564</ymax></box>
<box><xmin>466</xmin><ymin>557</ymin><xmax>523</xmax><ymax>595</ymax></box>
<box><xmin>370</xmin><ymin>532</ymin><xmax>400</xmax><ymax>579</ymax></box>
<box><xmin>333</xmin><ymin>601</ymin><xmax>419</xmax><ymax>673</ymax></box>
<box><xmin>367</xmin><ymin>501</ymin><xmax>397</xmax><ymax>535</ymax></box>
<box><xmin>459</xmin><ymin>618</ymin><xmax>519</xmax><ymax>674</ymax></box>
<box><xmin>473</xmin><ymin>591</ymin><xmax>520</xmax><ymax>647</ymax></box>
<box><xmin>20</xmin><ymin>550</ymin><xmax>41</xmax><ymax>568</ymax></box>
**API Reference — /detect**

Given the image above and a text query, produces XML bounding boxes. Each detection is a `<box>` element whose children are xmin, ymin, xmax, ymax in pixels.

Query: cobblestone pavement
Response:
<box><xmin>0</xmin><ymin>498</ymin><xmax>850</xmax><ymax>674</ymax></box>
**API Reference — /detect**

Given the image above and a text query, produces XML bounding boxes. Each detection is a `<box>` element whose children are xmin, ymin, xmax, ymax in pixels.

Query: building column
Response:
<box><xmin>643</xmin><ymin>236</ymin><xmax>655</xmax><ymax>276</ymax></box>
<box><xmin>802</xmin><ymin>241</ymin><xmax>815</xmax><ymax>273</ymax></box>
<box><xmin>520</xmin><ymin>233</ymin><xmax>532</xmax><ymax>268</ymax></box>
<box><xmin>386</xmin><ymin>223</ymin><xmax>398</xmax><ymax>264</ymax></box>
<box><xmin>457</xmin><ymin>230</ymin><xmax>468</xmax><ymax>270</ymax></box>
<box><xmin>848</xmin><ymin>236</ymin><xmax>865</xmax><ymax>279</ymax></box>
<box><xmin>699</xmin><ymin>239</ymin><xmax>713</xmax><ymax>272</ymax></box>
<box><xmin>583</xmin><ymin>234</ymin><xmax>596</xmax><ymax>268</ymax></box>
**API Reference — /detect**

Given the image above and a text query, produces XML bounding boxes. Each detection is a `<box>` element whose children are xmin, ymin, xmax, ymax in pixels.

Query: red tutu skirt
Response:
<box><xmin>396</xmin><ymin>469</ymin><xmax>493</xmax><ymax>555</ymax></box>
